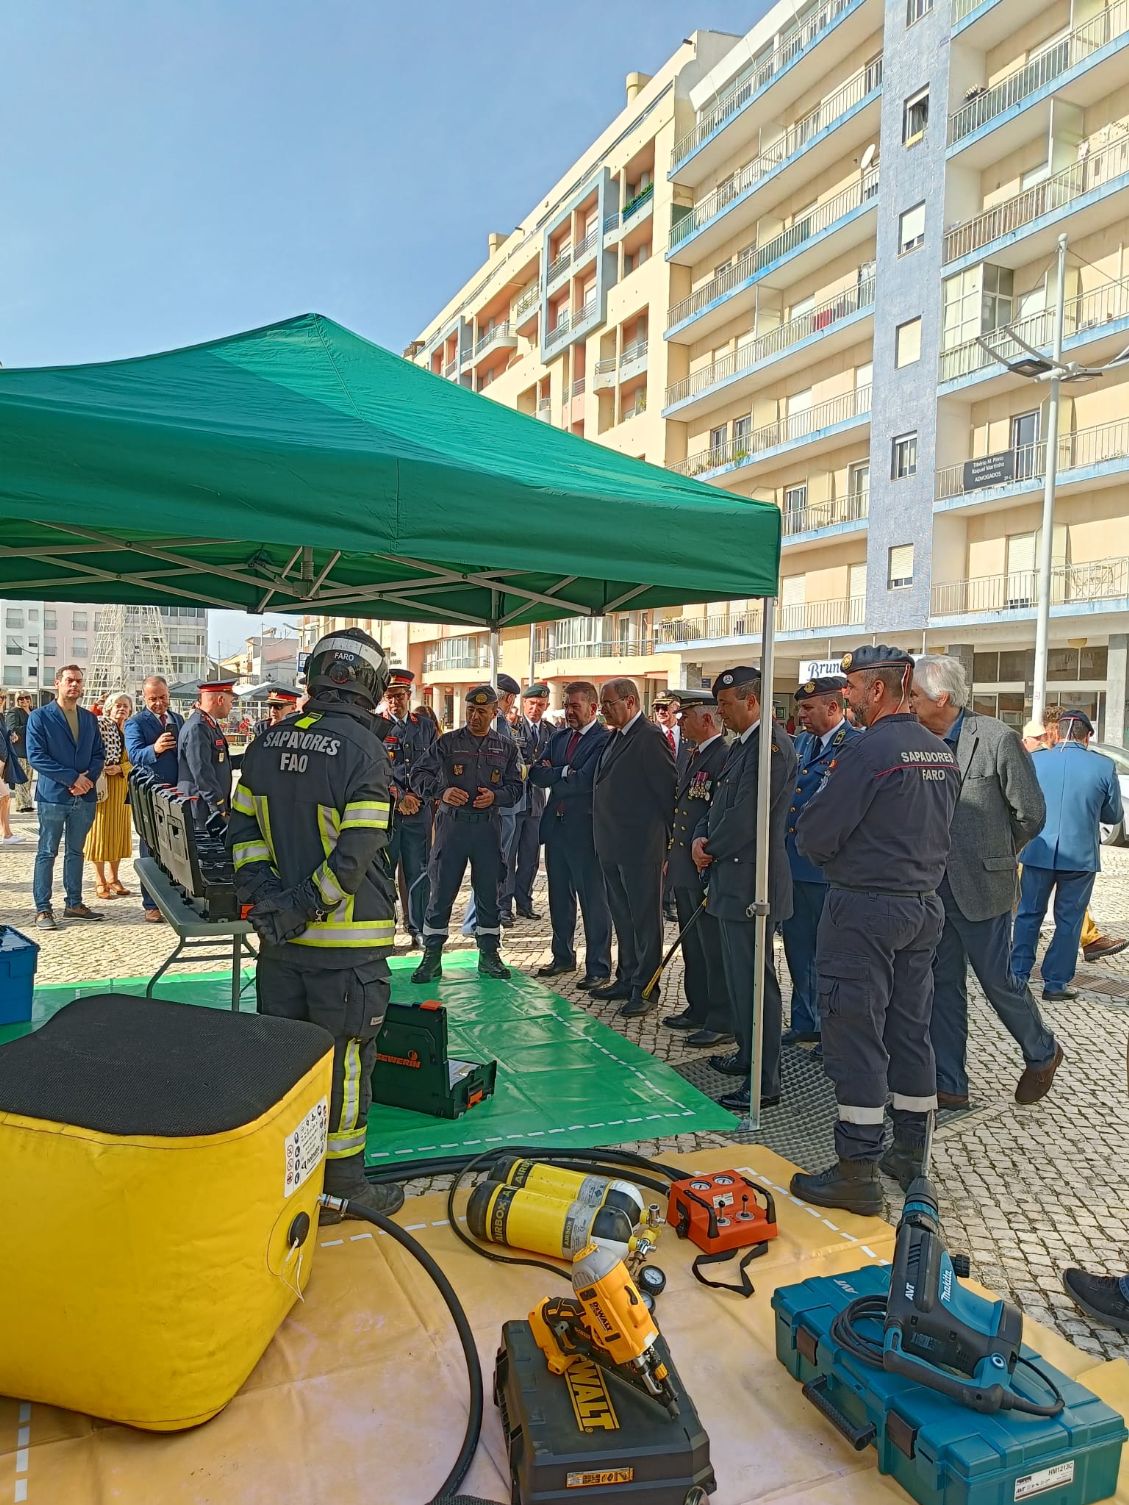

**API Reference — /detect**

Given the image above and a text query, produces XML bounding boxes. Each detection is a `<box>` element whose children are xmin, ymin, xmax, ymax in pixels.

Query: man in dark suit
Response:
<box><xmin>654</xmin><ymin>691</ymin><xmax>691</xmax><ymax>920</ymax></box>
<box><xmin>693</xmin><ymin>665</ymin><xmax>795</xmax><ymax>1112</ymax></box>
<box><xmin>123</xmin><ymin>674</ymin><xmax>184</xmax><ymax>923</ymax></box>
<box><xmin>507</xmin><ymin>682</ymin><xmax>554</xmax><ymax>919</ymax></box>
<box><xmin>663</xmin><ymin>689</ymin><xmax>733</xmax><ymax>1047</ymax></box>
<box><xmin>592</xmin><ymin>677</ymin><xmax>676</xmax><ymax>1017</ymax></box>
<box><xmin>528</xmin><ymin>681</ymin><xmax>613</xmax><ymax>986</ymax></box>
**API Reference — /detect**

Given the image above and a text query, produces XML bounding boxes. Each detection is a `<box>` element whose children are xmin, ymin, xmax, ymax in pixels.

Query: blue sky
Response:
<box><xmin>1</xmin><ymin>0</ymin><xmax>766</xmax><ymax>650</ymax></box>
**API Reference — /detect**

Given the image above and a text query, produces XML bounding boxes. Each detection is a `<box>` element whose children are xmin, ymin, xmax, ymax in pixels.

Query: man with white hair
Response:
<box><xmin>910</xmin><ymin>655</ymin><xmax>1062</xmax><ymax>1124</ymax></box>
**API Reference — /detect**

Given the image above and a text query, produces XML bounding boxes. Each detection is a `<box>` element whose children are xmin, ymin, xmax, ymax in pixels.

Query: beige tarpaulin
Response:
<box><xmin>2</xmin><ymin>1146</ymin><xmax>1127</xmax><ymax>1505</ymax></box>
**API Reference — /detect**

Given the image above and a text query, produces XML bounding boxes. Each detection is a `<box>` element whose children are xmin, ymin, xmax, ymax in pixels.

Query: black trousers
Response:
<box><xmin>601</xmin><ymin>857</ymin><xmax>664</xmax><ymax>998</ymax></box>
<box><xmin>423</xmin><ymin>810</ymin><xmax>503</xmax><ymax>948</ymax></box>
<box><xmin>256</xmin><ymin>948</ymin><xmax>390</xmax><ymax>1190</ymax></box>
<box><xmin>507</xmin><ymin>807</ymin><xmax>542</xmax><ymax>911</ymax></box>
<box><xmin>673</xmin><ymin>885</ymin><xmax>730</xmax><ymax>1032</ymax></box>
<box><xmin>544</xmin><ymin>829</ymin><xmax>612</xmax><ymax>976</ymax></box>
<box><xmin>388</xmin><ymin>812</ymin><xmax>431</xmax><ymax>936</ymax></box>
<box><xmin>717</xmin><ymin>917</ymin><xmax>782</xmax><ymax>1097</ymax></box>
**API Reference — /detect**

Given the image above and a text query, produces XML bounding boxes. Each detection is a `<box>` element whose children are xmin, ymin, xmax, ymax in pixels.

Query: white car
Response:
<box><xmin>1093</xmin><ymin>742</ymin><xmax>1129</xmax><ymax>846</ymax></box>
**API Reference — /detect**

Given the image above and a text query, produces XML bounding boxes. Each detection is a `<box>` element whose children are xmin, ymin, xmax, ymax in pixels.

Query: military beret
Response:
<box><xmin>840</xmin><ymin>645</ymin><xmax>914</xmax><ymax>674</ymax></box>
<box><xmin>496</xmin><ymin>673</ymin><xmax>521</xmax><ymax>695</ymax></box>
<box><xmin>1058</xmin><ymin>707</ymin><xmax>1094</xmax><ymax>734</ymax></box>
<box><xmin>675</xmin><ymin>688</ymin><xmax>718</xmax><ymax>713</ymax></box>
<box><xmin>711</xmin><ymin>665</ymin><xmax>760</xmax><ymax>697</ymax></box>
<box><xmin>523</xmin><ymin>682</ymin><xmax>550</xmax><ymax>699</ymax></box>
<box><xmin>387</xmin><ymin>667</ymin><xmax>415</xmax><ymax>685</ymax></box>
<box><xmin>794</xmin><ymin>676</ymin><xmax>847</xmax><ymax>702</ymax></box>
<box><xmin>465</xmin><ymin>684</ymin><xmax>499</xmax><ymax>706</ymax></box>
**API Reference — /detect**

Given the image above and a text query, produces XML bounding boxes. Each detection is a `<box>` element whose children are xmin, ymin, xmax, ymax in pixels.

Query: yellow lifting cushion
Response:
<box><xmin>0</xmin><ymin>994</ymin><xmax>334</xmax><ymax>1430</ymax></box>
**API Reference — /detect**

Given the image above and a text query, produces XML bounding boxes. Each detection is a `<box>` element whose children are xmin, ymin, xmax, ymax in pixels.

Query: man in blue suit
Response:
<box><xmin>528</xmin><ymin>680</ymin><xmax>612</xmax><ymax>987</ymax></box>
<box><xmin>781</xmin><ymin>676</ymin><xmax>859</xmax><ymax>1044</ymax></box>
<box><xmin>1014</xmin><ymin>709</ymin><xmax>1124</xmax><ymax>1001</ymax></box>
<box><xmin>123</xmin><ymin>674</ymin><xmax>184</xmax><ymax>922</ymax></box>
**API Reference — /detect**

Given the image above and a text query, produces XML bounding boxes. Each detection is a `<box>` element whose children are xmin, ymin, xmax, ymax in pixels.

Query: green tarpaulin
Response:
<box><xmin>0</xmin><ymin>313</ymin><xmax>780</xmax><ymax>625</ymax></box>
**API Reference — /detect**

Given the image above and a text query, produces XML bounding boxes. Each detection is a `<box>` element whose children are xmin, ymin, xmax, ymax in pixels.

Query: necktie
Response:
<box><xmin>665</xmin><ymin>729</ymin><xmax>676</xmax><ymax>753</ymax></box>
<box><xmin>565</xmin><ymin>730</ymin><xmax>580</xmax><ymax>761</ymax></box>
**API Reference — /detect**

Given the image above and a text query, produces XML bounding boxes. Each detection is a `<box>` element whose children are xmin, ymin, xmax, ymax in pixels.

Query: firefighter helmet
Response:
<box><xmin>304</xmin><ymin>627</ymin><xmax>389</xmax><ymax>709</ymax></box>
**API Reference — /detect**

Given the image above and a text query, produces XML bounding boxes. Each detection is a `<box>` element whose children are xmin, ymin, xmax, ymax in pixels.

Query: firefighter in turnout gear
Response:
<box><xmin>227</xmin><ymin>627</ymin><xmax>402</xmax><ymax>1223</ymax></box>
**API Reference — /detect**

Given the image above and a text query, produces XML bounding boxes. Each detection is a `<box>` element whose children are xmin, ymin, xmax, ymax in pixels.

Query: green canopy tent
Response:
<box><xmin>0</xmin><ymin>311</ymin><xmax>784</xmax><ymax>1127</ymax></box>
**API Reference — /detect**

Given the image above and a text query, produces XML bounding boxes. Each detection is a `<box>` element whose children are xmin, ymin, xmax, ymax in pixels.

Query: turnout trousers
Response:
<box><xmin>256</xmin><ymin>949</ymin><xmax>390</xmax><ymax>1193</ymax></box>
<box><xmin>424</xmin><ymin>809</ymin><xmax>503</xmax><ymax>950</ymax></box>
<box><xmin>818</xmin><ymin>887</ymin><xmax>943</xmax><ymax>1161</ymax></box>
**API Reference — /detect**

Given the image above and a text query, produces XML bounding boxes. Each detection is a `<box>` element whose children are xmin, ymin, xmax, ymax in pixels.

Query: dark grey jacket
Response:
<box><xmin>695</xmin><ymin>720</ymin><xmax>795</xmax><ymax>924</ymax></box>
<box><xmin>592</xmin><ymin>715</ymin><xmax>676</xmax><ymax>866</ymax></box>
<box><xmin>947</xmin><ymin>711</ymin><xmax>1045</xmax><ymax>921</ymax></box>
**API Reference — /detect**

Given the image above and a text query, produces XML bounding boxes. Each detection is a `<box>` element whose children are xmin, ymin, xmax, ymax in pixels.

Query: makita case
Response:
<box><xmin>494</xmin><ymin>1319</ymin><xmax>715</xmax><ymax>1504</ymax></box>
<box><xmin>773</xmin><ymin>1265</ymin><xmax>1126</xmax><ymax>1505</ymax></box>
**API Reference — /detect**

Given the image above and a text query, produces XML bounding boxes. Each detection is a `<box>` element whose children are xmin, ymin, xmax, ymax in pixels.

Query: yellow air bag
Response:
<box><xmin>0</xmin><ymin>994</ymin><xmax>334</xmax><ymax>1430</ymax></box>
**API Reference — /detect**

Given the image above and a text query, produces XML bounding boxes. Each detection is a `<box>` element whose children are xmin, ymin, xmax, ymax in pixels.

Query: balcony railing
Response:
<box><xmin>547</xmin><ymin>247</ymin><xmax>572</xmax><ymax>283</ymax></box>
<box><xmin>675</xmin><ymin>385</ymin><xmax>871</xmax><ymax>476</ymax></box>
<box><xmin>571</xmin><ymin>377</ymin><xmax>586</xmax><ymax>397</ymax></box>
<box><xmin>546</xmin><ymin>311</ymin><xmax>572</xmax><ymax>347</ymax></box>
<box><xmin>666</xmin><ymin>277</ymin><xmax>874</xmax><ymax>405</ymax></box>
<box><xmin>423</xmin><ymin>647</ymin><xmax>492</xmax><ymax>672</ymax></box>
<box><xmin>939</xmin><ymin>272</ymin><xmax>1129</xmax><ymax>382</ymax></box>
<box><xmin>513</xmin><ymin>282</ymin><xmax>541</xmax><ymax>318</ymax></box>
<box><xmin>443</xmin><ymin>360</ymin><xmax>458</xmax><ymax>379</ymax></box>
<box><xmin>658</xmin><ymin>595</ymin><xmax>864</xmax><ymax>641</ymax></box>
<box><xmin>474</xmin><ymin>321</ymin><xmax>514</xmax><ymax>356</ymax></box>
<box><xmin>535</xmin><ymin>637</ymin><xmax>655</xmax><ymax>663</ymax></box>
<box><xmin>932</xmin><ymin>556</ymin><xmax>1129</xmax><ymax>617</ymax></box>
<box><xmin>952</xmin><ymin>0</ymin><xmax>988</xmax><ymax>20</ymax></box>
<box><xmin>595</xmin><ymin>356</ymin><xmax>617</xmax><ymax>376</ymax></box>
<box><xmin>944</xmin><ymin>132</ymin><xmax>1129</xmax><ymax>262</ymax></box>
<box><xmin>671</xmin><ymin>0</ymin><xmax>857</xmax><ymax>169</ymax></box>
<box><xmin>936</xmin><ymin>418</ymin><xmax>1129</xmax><ymax>500</ymax></box>
<box><xmin>623</xmin><ymin>182</ymin><xmax>654</xmax><ymax>220</ymax></box>
<box><xmin>668</xmin><ymin>61</ymin><xmax>881</xmax><ymax>253</ymax></box>
<box><xmin>667</xmin><ymin>169</ymin><xmax>878</xmax><ymax>326</ymax></box>
<box><xmin>576</xmin><ymin>298</ymin><xmax>597</xmax><ymax>324</ymax></box>
<box><xmin>574</xmin><ymin>229</ymin><xmax>598</xmax><ymax>262</ymax></box>
<box><xmin>783</xmin><ymin>488</ymin><xmax>869</xmax><ymax>536</ymax></box>
<box><xmin>949</xmin><ymin>1</ymin><xmax>1129</xmax><ymax>144</ymax></box>
<box><xmin>620</xmin><ymin>337</ymin><xmax>648</xmax><ymax>366</ymax></box>
<box><xmin>536</xmin><ymin>399</ymin><xmax>551</xmax><ymax>421</ymax></box>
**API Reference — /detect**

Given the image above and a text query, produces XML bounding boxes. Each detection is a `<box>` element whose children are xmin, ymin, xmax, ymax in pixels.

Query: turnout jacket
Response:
<box><xmin>229</xmin><ymin>700</ymin><xmax>395</xmax><ymax>964</ymax></box>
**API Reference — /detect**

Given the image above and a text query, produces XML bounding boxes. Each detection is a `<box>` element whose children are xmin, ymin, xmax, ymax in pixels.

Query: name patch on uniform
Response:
<box><xmin>263</xmin><ymin>728</ymin><xmax>342</xmax><ymax>756</ymax></box>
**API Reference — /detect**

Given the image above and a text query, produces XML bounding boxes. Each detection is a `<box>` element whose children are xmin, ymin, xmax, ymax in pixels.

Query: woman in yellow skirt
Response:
<box><xmin>85</xmin><ymin>690</ymin><xmax>135</xmax><ymax>898</ymax></box>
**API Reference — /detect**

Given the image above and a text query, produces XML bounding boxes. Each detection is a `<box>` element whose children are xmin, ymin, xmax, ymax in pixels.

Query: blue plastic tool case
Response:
<box><xmin>773</xmin><ymin>1265</ymin><xmax>1126</xmax><ymax>1505</ymax></box>
<box><xmin>0</xmin><ymin>926</ymin><xmax>38</xmax><ymax>1025</ymax></box>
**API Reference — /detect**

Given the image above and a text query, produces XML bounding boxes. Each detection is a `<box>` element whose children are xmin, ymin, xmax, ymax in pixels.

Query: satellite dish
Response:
<box><xmin>860</xmin><ymin>143</ymin><xmax>877</xmax><ymax>171</ymax></box>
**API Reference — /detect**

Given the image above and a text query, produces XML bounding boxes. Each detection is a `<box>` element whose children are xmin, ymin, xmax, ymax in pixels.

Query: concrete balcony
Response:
<box><xmin>930</xmin><ymin>556</ymin><xmax>1129</xmax><ymax>627</ymax></box>
<box><xmin>513</xmin><ymin>282</ymin><xmax>541</xmax><ymax>334</ymax></box>
<box><xmin>669</xmin><ymin>0</ymin><xmax>880</xmax><ymax>187</ymax></box>
<box><xmin>442</xmin><ymin>359</ymin><xmax>458</xmax><ymax>380</ymax></box>
<box><xmin>470</xmin><ymin>322</ymin><xmax>517</xmax><ymax>368</ymax></box>
<box><xmin>536</xmin><ymin>399</ymin><xmax>552</xmax><ymax>421</ymax></box>
<box><xmin>948</xmin><ymin>1</ymin><xmax>1129</xmax><ymax>166</ymax></box>
<box><xmin>943</xmin><ymin>131</ymin><xmax>1129</xmax><ymax>271</ymax></box>
<box><xmin>544</xmin><ymin>311</ymin><xmax>572</xmax><ymax>350</ymax></box>
<box><xmin>935</xmin><ymin>419</ymin><xmax>1129</xmax><ymax>513</ymax></box>
<box><xmin>674</xmin><ymin>385</ymin><xmax>872</xmax><ymax>481</ymax></box>
<box><xmin>655</xmin><ymin>595</ymin><xmax>865</xmax><ymax>650</ymax></box>
<box><xmin>619</xmin><ymin>337</ymin><xmax>648</xmax><ymax>384</ymax></box>
<box><xmin>594</xmin><ymin>357</ymin><xmax>617</xmax><ymax>391</ymax></box>
<box><xmin>664</xmin><ymin>277</ymin><xmax>874</xmax><ymax>420</ymax></box>
<box><xmin>535</xmin><ymin>637</ymin><xmax>655</xmax><ymax>666</ymax></box>
<box><xmin>667</xmin><ymin>60</ymin><xmax>881</xmax><ymax>268</ymax></box>
<box><xmin>605</xmin><ymin>183</ymin><xmax>654</xmax><ymax>239</ymax></box>
<box><xmin>569</xmin><ymin>377</ymin><xmax>586</xmax><ymax>425</ymax></box>
<box><xmin>782</xmin><ymin>488</ymin><xmax>869</xmax><ymax>548</ymax></box>
<box><xmin>665</xmin><ymin>174</ymin><xmax>879</xmax><ymax>342</ymax></box>
<box><xmin>546</xmin><ymin>247</ymin><xmax>572</xmax><ymax>288</ymax></box>
<box><xmin>422</xmin><ymin>647</ymin><xmax>492</xmax><ymax>675</ymax></box>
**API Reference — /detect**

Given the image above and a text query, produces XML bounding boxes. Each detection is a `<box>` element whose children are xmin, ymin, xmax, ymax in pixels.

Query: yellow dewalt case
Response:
<box><xmin>0</xmin><ymin>994</ymin><xmax>334</xmax><ymax>1430</ymax></box>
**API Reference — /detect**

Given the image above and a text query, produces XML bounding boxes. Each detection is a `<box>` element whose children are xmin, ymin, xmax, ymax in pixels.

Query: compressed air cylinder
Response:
<box><xmin>489</xmin><ymin>1155</ymin><xmax>646</xmax><ymax>1225</ymax></box>
<box><xmin>467</xmin><ymin>1181</ymin><xmax>635</xmax><ymax>1261</ymax></box>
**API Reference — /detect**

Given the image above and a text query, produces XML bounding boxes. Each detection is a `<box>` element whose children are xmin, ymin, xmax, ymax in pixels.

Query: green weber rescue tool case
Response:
<box><xmin>773</xmin><ymin>1265</ymin><xmax>1126</xmax><ymax>1505</ymax></box>
<box><xmin>494</xmin><ymin>1319</ymin><xmax>715</xmax><ymax>1505</ymax></box>
<box><xmin>370</xmin><ymin>999</ymin><xmax>497</xmax><ymax>1120</ymax></box>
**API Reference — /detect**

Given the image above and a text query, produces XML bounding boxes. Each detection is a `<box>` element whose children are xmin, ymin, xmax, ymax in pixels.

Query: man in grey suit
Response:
<box><xmin>911</xmin><ymin>656</ymin><xmax>1063</xmax><ymax>1109</ymax></box>
<box><xmin>592</xmin><ymin>677</ymin><xmax>676</xmax><ymax>1017</ymax></box>
<box><xmin>693</xmin><ymin>665</ymin><xmax>795</xmax><ymax>1113</ymax></box>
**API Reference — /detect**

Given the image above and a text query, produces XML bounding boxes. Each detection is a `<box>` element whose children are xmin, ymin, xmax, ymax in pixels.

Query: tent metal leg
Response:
<box><xmin>746</xmin><ymin>595</ymin><xmax>777</xmax><ymax>1133</ymax></box>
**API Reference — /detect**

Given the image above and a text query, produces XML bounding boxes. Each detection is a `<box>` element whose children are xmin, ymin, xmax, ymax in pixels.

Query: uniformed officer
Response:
<box><xmin>462</xmin><ymin>671</ymin><xmax>524</xmax><ymax>934</ymax></box>
<box><xmin>380</xmin><ymin>668</ymin><xmax>438</xmax><ymax>947</ymax></box>
<box><xmin>506</xmin><ymin>682</ymin><xmax>554</xmax><ymax>919</ymax></box>
<box><xmin>662</xmin><ymin>689</ymin><xmax>734</xmax><ymax>1048</ymax></box>
<box><xmin>792</xmin><ymin>644</ymin><xmax>959</xmax><ymax>1213</ymax></box>
<box><xmin>177</xmin><ymin>679</ymin><xmax>236</xmax><ymax>830</ymax></box>
<box><xmin>692</xmin><ymin>666</ymin><xmax>796</xmax><ymax>1113</ymax></box>
<box><xmin>227</xmin><ymin>627</ymin><xmax>401</xmax><ymax>1222</ymax></box>
<box><xmin>781</xmin><ymin>676</ymin><xmax>859</xmax><ymax>1044</ymax></box>
<box><xmin>410</xmin><ymin>684</ymin><xmax>522</xmax><ymax>982</ymax></box>
<box><xmin>251</xmin><ymin>688</ymin><xmax>300</xmax><ymax>741</ymax></box>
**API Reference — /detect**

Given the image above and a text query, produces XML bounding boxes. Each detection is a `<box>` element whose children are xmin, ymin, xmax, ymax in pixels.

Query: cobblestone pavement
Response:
<box><xmin>3</xmin><ymin>805</ymin><xmax>1128</xmax><ymax>1360</ymax></box>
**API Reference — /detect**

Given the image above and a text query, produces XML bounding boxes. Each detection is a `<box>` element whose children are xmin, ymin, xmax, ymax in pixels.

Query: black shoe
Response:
<box><xmin>577</xmin><ymin>974</ymin><xmax>610</xmax><ymax>991</ymax></box>
<box><xmin>718</xmin><ymin>1086</ymin><xmax>781</xmax><ymax>1113</ymax></box>
<box><xmin>879</xmin><ymin>1138</ymin><xmax>925</xmax><ymax>1192</ymax></box>
<box><xmin>537</xmin><ymin>962</ymin><xmax>576</xmax><ymax>979</ymax></box>
<box><xmin>411</xmin><ymin>946</ymin><xmax>443</xmax><ymax>984</ymax></box>
<box><xmin>1062</xmin><ymin>1268</ymin><xmax>1129</xmax><ymax>1333</ymax></box>
<box><xmin>62</xmin><ymin>904</ymin><xmax>104</xmax><ymax>922</ymax></box>
<box><xmin>320</xmin><ymin>1180</ymin><xmax>406</xmax><ymax>1225</ymax></box>
<box><xmin>790</xmin><ymin>1159</ymin><xmax>882</xmax><ymax>1215</ymax></box>
<box><xmin>619</xmin><ymin>993</ymin><xmax>656</xmax><ymax>1019</ymax></box>
<box><xmin>782</xmin><ymin>1028</ymin><xmax>820</xmax><ymax>1046</ymax></box>
<box><xmin>709</xmin><ymin>1051</ymin><xmax>748</xmax><ymax>1077</ymax></box>
<box><xmin>662</xmin><ymin>1010</ymin><xmax>697</xmax><ymax>1031</ymax></box>
<box><xmin>478</xmin><ymin>950</ymin><xmax>511</xmax><ymax>980</ymax></box>
<box><xmin>686</xmin><ymin>1028</ymin><xmax>734</xmax><ymax>1048</ymax></box>
<box><xmin>663</xmin><ymin>907</ymin><xmax>678</xmax><ymax>923</ymax></box>
<box><xmin>589</xmin><ymin>982</ymin><xmax>631</xmax><ymax>1002</ymax></box>
<box><xmin>499</xmin><ymin>911</ymin><xmax>514</xmax><ymax>928</ymax></box>
<box><xmin>516</xmin><ymin>906</ymin><xmax>541</xmax><ymax>920</ymax></box>
<box><xmin>1042</xmin><ymin>986</ymin><xmax>1077</xmax><ymax>1001</ymax></box>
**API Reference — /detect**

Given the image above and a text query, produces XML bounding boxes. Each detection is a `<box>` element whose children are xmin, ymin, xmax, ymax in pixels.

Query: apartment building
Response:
<box><xmin>0</xmin><ymin>602</ymin><xmax>208</xmax><ymax>700</ymax></box>
<box><xmin>408</xmin><ymin>0</ymin><xmax>1129</xmax><ymax>737</ymax></box>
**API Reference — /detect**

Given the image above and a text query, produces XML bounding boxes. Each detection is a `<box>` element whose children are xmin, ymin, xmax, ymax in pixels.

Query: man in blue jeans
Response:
<box><xmin>26</xmin><ymin>664</ymin><xmax>106</xmax><ymax>931</ymax></box>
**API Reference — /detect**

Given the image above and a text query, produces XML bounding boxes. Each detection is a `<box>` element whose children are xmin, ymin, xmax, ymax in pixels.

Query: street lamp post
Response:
<box><xmin>1032</xmin><ymin>233</ymin><xmax>1069</xmax><ymax>726</ymax></box>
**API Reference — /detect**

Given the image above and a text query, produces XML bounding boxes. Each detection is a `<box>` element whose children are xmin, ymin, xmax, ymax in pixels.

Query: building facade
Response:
<box><xmin>0</xmin><ymin>602</ymin><xmax>208</xmax><ymax>701</ymax></box>
<box><xmin>411</xmin><ymin>0</ymin><xmax>1129</xmax><ymax>737</ymax></box>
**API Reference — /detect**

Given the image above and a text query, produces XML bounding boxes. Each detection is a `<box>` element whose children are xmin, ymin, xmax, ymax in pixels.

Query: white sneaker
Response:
<box><xmin>1</xmin><ymin>834</ymin><xmax>24</xmax><ymax>844</ymax></box>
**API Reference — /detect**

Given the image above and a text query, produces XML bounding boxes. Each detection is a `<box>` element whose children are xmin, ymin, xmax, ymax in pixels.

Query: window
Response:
<box><xmin>732</xmin><ymin>414</ymin><xmax>752</xmax><ymax>452</ymax></box>
<box><xmin>892</xmin><ymin>431</ymin><xmax>918</xmax><ymax>479</ymax></box>
<box><xmin>2</xmin><ymin>668</ymin><xmax>21</xmax><ymax>687</ymax></box>
<box><xmin>784</xmin><ymin>484</ymin><xmax>808</xmax><ymax>531</ymax></box>
<box><xmin>709</xmin><ymin>424</ymin><xmax>727</xmax><ymax>456</ymax></box>
<box><xmin>982</xmin><ymin>264</ymin><xmax>1014</xmax><ymax>332</ymax></box>
<box><xmin>5</xmin><ymin>611</ymin><xmax>23</xmax><ymax>629</ymax></box>
<box><xmin>44</xmin><ymin>640</ymin><xmax>57</xmax><ymax>657</ymax></box>
<box><xmin>896</xmin><ymin>317</ymin><xmax>922</xmax><ymax>367</ymax></box>
<box><xmin>28</xmin><ymin>609</ymin><xmax>38</xmax><ymax>622</ymax></box>
<box><xmin>849</xmin><ymin>462</ymin><xmax>870</xmax><ymax>499</ymax></box>
<box><xmin>888</xmin><ymin>544</ymin><xmax>914</xmax><ymax>589</ymax></box>
<box><xmin>43</xmin><ymin>610</ymin><xmax>56</xmax><ymax>629</ymax></box>
<box><xmin>1011</xmin><ymin>410</ymin><xmax>1040</xmax><ymax>480</ymax></box>
<box><xmin>72</xmin><ymin>613</ymin><xmax>88</xmax><ymax>631</ymax></box>
<box><xmin>903</xmin><ymin>88</ymin><xmax>929</xmax><ymax>145</ymax></box>
<box><xmin>73</xmin><ymin>637</ymin><xmax>87</xmax><ymax>656</ymax></box>
<box><xmin>1005</xmin><ymin>533</ymin><xmax>1036</xmax><ymax>607</ymax></box>
<box><xmin>907</xmin><ymin>0</ymin><xmax>933</xmax><ymax>22</ymax></box>
<box><xmin>5</xmin><ymin>637</ymin><xmax>24</xmax><ymax>656</ymax></box>
<box><xmin>899</xmin><ymin>202</ymin><xmax>926</xmax><ymax>253</ymax></box>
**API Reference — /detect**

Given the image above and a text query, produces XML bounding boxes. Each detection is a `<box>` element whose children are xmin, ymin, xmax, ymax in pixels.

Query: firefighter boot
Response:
<box><xmin>478</xmin><ymin>945</ymin><xmax>510</xmax><ymax>980</ymax></box>
<box><xmin>879</xmin><ymin>1136</ymin><xmax>925</xmax><ymax>1192</ymax></box>
<box><xmin>412</xmin><ymin>945</ymin><xmax>443</xmax><ymax>984</ymax></box>
<box><xmin>790</xmin><ymin>1158</ymin><xmax>882</xmax><ymax>1215</ymax></box>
